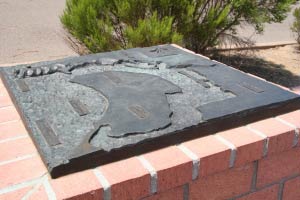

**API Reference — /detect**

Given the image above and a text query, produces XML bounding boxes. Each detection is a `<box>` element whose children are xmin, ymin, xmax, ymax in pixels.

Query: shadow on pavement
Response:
<box><xmin>211</xmin><ymin>52</ymin><xmax>300</xmax><ymax>89</ymax></box>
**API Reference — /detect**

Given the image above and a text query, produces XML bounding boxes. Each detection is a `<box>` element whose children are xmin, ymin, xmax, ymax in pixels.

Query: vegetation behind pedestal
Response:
<box><xmin>61</xmin><ymin>0</ymin><xmax>297</xmax><ymax>54</ymax></box>
<box><xmin>292</xmin><ymin>7</ymin><xmax>300</xmax><ymax>46</ymax></box>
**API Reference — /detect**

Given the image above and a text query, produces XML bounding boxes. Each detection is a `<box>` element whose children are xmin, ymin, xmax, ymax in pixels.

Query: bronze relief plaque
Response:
<box><xmin>1</xmin><ymin>45</ymin><xmax>300</xmax><ymax>178</ymax></box>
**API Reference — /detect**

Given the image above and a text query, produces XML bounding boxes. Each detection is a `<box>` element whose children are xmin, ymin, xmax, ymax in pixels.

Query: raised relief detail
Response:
<box><xmin>13</xmin><ymin>59</ymin><xmax>161</xmax><ymax>79</ymax></box>
<box><xmin>70</xmin><ymin>71</ymin><xmax>182</xmax><ymax>138</ymax></box>
<box><xmin>36</xmin><ymin>119</ymin><xmax>61</xmax><ymax>146</ymax></box>
<box><xmin>143</xmin><ymin>46</ymin><xmax>181</xmax><ymax>57</ymax></box>
<box><xmin>70</xmin><ymin>71</ymin><xmax>182</xmax><ymax>154</ymax></box>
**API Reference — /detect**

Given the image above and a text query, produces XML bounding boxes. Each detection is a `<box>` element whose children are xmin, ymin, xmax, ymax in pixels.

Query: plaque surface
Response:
<box><xmin>1</xmin><ymin>44</ymin><xmax>300</xmax><ymax>178</ymax></box>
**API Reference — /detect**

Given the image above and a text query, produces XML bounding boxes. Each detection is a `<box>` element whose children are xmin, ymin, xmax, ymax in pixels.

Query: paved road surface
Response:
<box><xmin>237</xmin><ymin>3</ymin><xmax>300</xmax><ymax>46</ymax></box>
<box><xmin>0</xmin><ymin>0</ymin><xmax>77</xmax><ymax>66</ymax></box>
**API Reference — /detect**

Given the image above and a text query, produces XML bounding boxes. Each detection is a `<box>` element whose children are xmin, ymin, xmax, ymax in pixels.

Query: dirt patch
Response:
<box><xmin>212</xmin><ymin>44</ymin><xmax>300</xmax><ymax>89</ymax></box>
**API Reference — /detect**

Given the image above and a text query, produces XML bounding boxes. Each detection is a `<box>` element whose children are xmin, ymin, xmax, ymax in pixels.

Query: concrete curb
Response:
<box><xmin>214</xmin><ymin>41</ymin><xmax>298</xmax><ymax>52</ymax></box>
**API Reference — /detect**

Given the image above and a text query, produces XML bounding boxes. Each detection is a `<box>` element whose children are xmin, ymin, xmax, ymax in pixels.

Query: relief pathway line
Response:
<box><xmin>0</xmin><ymin>0</ymin><xmax>77</xmax><ymax>66</ymax></box>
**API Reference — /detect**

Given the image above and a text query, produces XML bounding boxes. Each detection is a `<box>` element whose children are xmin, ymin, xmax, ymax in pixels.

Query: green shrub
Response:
<box><xmin>291</xmin><ymin>7</ymin><xmax>300</xmax><ymax>45</ymax></box>
<box><xmin>61</xmin><ymin>0</ymin><xmax>297</xmax><ymax>54</ymax></box>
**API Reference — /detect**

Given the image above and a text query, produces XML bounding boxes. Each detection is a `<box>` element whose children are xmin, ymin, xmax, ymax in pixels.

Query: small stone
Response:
<box><xmin>55</xmin><ymin>64</ymin><xmax>66</xmax><ymax>68</ymax></box>
<box><xmin>14</xmin><ymin>69</ymin><xmax>20</xmax><ymax>77</ymax></box>
<box><xmin>150</xmin><ymin>48</ymin><xmax>158</xmax><ymax>52</ymax></box>
<box><xmin>101</xmin><ymin>58</ymin><xmax>119</xmax><ymax>65</ymax></box>
<box><xmin>16</xmin><ymin>69</ymin><xmax>26</xmax><ymax>78</ymax></box>
<box><xmin>50</xmin><ymin>65</ymin><xmax>59</xmax><ymax>73</ymax></box>
<box><xmin>34</xmin><ymin>68</ymin><xmax>42</xmax><ymax>76</ymax></box>
<box><xmin>124</xmin><ymin>63</ymin><xmax>137</xmax><ymax>68</ymax></box>
<box><xmin>26</xmin><ymin>69</ymin><xmax>34</xmax><ymax>77</ymax></box>
<box><xmin>41</xmin><ymin>67</ymin><xmax>50</xmax><ymax>75</ymax></box>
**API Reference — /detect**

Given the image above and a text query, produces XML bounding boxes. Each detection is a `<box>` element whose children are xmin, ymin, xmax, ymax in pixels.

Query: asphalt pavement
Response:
<box><xmin>0</xmin><ymin>0</ymin><xmax>77</xmax><ymax>66</ymax></box>
<box><xmin>237</xmin><ymin>3</ymin><xmax>300</xmax><ymax>46</ymax></box>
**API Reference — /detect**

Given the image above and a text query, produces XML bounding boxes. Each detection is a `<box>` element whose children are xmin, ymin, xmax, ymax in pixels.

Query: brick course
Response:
<box><xmin>98</xmin><ymin>157</ymin><xmax>150</xmax><ymax>200</ymax></box>
<box><xmin>0</xmin><ymin>106</ymin><xmax>20</xmax><ymax>123</ymax></box>
<box><xmin>218</xmin><ymin>127</ymin><xmax>265</xmax><ymax>167</ymax></box>
<box><xmin>0</xmin><ymin>92</ymin><xmax>12</xmax><ymax>108</ymax></box>
<box><xmin>0</xmin><ymin>136</ymin><xmax>36</xmax><ymax>163</ymax></box>
<box><xmin>182</xmin><ymin>135</ymin><xmax>231</xmax><ymax>177</ymax></box>
<box><xmin>278</xmin><ymin>110</ymin><xmax>300</xmax><ymax>129</ymax></box>
<box><xmin>282</xmin><ymin>176</ymin><xmax>300</xmax><ymax>200</ymax></box>
<box><xmin>50</xmin><ymin>170</ymin><xmax>103</xmax><ymax>200</ymax></box>
<box><xmin>143</xmin><ymin>146</ymin><xmax>193</xmax><ymax>192</ymax></box>
<box><xmin>249</xmin><ymin>118</ymin><xmax>296</xmax><ymax>154</ymax></box>
<box><xmin>0</xmin><ymin>184</ymin><xmax>48</xmax><ymax>200</ymax></box>
<box><xmin>0</xmin><ymin>156</ymin><xmax>46</xmax><ymax>189</ymax></box>
<box><xmin>236</xmin><ymin>184</ymin><xmax>279</xmax><ymax>200</ymax></box>
<box><xmin>189</xmin><ymin>163</ymin><xmax>254</xmax><ymax>200</ymax></box>
<box><xmin>0</xmin><ymin>120</ymin><xmax>27</xmax><ymax>141</ymax></box>
<box><xmin>143</xmin><ymin>185</ymin><xmax>184</xmax><ymax>200</ymax></box>
<box><xmin>256</xmin><ymin>147</ymin><xmax>300</xmax><ymax>188</ymax></box>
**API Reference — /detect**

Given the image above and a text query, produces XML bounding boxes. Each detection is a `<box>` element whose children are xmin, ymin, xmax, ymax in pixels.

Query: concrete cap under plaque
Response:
<box><xmin>1</xmin><ymin>44</ymin><xmax>300</xmax><ymax>178</ymax></box>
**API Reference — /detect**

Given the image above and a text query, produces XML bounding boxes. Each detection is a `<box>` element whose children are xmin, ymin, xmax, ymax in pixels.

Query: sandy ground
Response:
<box><xmin>257</xmin><ymin>45</ymin><xmax>300</xmax><ymax>76</ymax></box>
